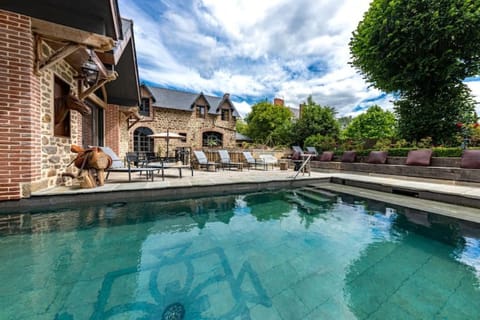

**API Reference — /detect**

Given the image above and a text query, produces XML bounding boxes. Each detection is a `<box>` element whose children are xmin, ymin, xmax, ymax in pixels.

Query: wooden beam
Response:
<box><xmin>86</xmin><ymin>93</ymin><xmax>107</xmax><ymax>109</ymax></box>
<box><xmin>32</xmin><ymin>18</ymin><xmax>115</xmax><ymax>52</ymax></box>
<box><xmin>101</xmin><ymin>86</ymin><xmax>108</xmax><ymax>106</ymax></box>
<box><xmin>78</xmin><ymin>71</ymin><xmax>117</xmax><ymax>100</ymax></box>
<box><xmin>96</xmin><ymin>20</ymin><xmax>133</xmax><ymax>65</ymax></box>
<box><xmin>87</xmin><ymin>48</ymin><xmax>110</xmax><ymax>79</ymax></box>
<box><xmin>37</xmin><ymin>43</ymin><xmax>83</xmax><ymax>72</ymax></box>
<box><xmin>79</xmin><ymin>79</ymin><xmax>108</xmax><ymax>100</ymax></box>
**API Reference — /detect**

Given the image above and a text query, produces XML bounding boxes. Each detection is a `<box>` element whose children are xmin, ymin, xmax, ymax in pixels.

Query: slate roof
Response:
<box><xmin>146</xmin><ymin>85</ymin><xmax>240</xmax><ymax>117</ymax></box>
<box><xmin>235</xmin><ymin>132</ymin><xmax>252</xmax><ymax>141</ymax></box>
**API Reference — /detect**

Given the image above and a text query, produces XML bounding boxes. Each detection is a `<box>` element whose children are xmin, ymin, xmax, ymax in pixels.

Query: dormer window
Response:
<box><xmin>139</xmin><ymin>98</ymin><xmax>150</xmax><ymax>117</ymax></box>
<box><xmin>221</xmin><ymin>108</ymin><xmax>230</xmax><ymax>121</ymax></box>
<box><xmin>196</xmin><ymin>105</ymin><xmax>206</xmax><ymax>118</ymax></box>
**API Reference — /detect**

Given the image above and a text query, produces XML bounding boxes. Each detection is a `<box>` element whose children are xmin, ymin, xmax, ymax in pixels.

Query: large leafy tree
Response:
<box><xmin>350</xmin><ymin>0</ymin><xmax>480</xmax><ymax>144</ymax></box>
<box><xmin>342</xmin><ymin>105</ymin><xmax>397</xmax><ymax>141</ymax></box>
<box><xmin>244</xmin><ymin>101</ymin><xmax>293</xmax><ymax>146</ymax></box>
<box><xmin>293</xmin><ymin>96</ymin><xmax>339</xmax><ymax>146</ymax></box>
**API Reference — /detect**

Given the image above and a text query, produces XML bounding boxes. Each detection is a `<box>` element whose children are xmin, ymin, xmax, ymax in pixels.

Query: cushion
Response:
<box><xmin>341</xmin><ymin>151</ymin><xmax>357</xmax><ymax>163</ymax></box>
<box><xmin>460</xmin><ymin>150</ymin><xmax>480</xmax><ymax>169</ymax></box>
<box><xmin>319</xmin><ymin>151</ymin><xmax>334</xmax><ymax>161</ymax></box>
<box><xmin>367</xmin><ymin>151</ymin><xmax>388</xmax><ymax>164</ymax></box>
<box><xmin>405</xmin><ymin>149</ymin><xmax>432</xmax><ymax>166</ymax></box>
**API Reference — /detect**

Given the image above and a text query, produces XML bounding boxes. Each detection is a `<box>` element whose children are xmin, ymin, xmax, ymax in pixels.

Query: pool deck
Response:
<box><xmin>3</xmin><ymin>168</ymin><xmax>480</xmax><ymax>222</ymax></box>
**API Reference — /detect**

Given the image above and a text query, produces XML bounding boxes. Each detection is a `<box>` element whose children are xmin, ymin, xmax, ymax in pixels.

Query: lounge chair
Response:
<box><xmin>259</xmin><ymin>154</ymin><xmax>278</xmax><ymax>170</ymax></box>
<box><xmin>305</xmin><ymin>147</ymin><xmax>318</xmax><ymax>156</ymax></box>
<box><xmin>193</xmin><ymin>150</ymin><xmax>219</xmax><ymax>171</ymax></box>
<box><xmin>291</xmin><ymin>146</ymin><xmax>304</xmax><ymax>170</ymax></box>
<box><xmin>146</xmin><ymin>160</ymin><xmax>193</xmax><ymax>180</ymax></box>
<box><xmin>242</xmin><ymin>151</ymin><xmax>267</xmax><ymax>170</ymax></box>
<box><xmin>99</xmin><ymin>146</ymin><xmax>157</xmax><ymax>182</ymax></box>
<box><xmin>218</xmin><ymin>150</ymin><xmax>244</xmax><ymax>171</ymax></box>
<box><xmin>292</xmin><ymin>146</ymin><xmax>304</xmax><ymax>156</ymax></box>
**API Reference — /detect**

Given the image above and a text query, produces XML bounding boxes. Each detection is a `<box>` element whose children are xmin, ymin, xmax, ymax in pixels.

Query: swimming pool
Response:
<box><xmin>0</xmin><ymin>187</ymin><xmax>479</xmax><ymax>319</ymax></box>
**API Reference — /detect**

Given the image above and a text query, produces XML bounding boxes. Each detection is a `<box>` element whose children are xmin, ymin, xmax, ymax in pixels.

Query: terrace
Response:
<box><xmin>3</xmin><ymin>167</ymin><xmax>480</xmax><ymax>224</ymax></box>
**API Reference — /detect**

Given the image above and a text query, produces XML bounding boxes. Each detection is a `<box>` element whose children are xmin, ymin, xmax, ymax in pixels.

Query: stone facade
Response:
<box><xmin>124</xmin><ymin>87</ymin><xmax>237</xmax><ymax>158</ymax></box>
<box><xmin>0</xmin><ymin>9</ymin><xmax>125</xmax><ymax>200</ymax></box>
<box><xmin>37</xmin><ymin>41</ymin><xmax>82</xmax><ymax>194</ymax></box>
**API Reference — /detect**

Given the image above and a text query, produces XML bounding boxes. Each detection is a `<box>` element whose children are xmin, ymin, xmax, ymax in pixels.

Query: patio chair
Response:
<box><xmin>305</xmin><ymin>147</ymin><xmax>319</xmax><ymax>156</ymax></box>
<box><xmin>99</xmin><ymin>146</ymin><xmax>157</xmax><ymax>182</ymax></box>
<box><xmin>242</xmin><ymin>151</ymin><xmax>267</xmax><ymax>170</ymax></box>
<box><xmin>218</xmin><ymin>150</ymin><xmax>244</xmax><ymax>171</ymax></box>
<box><xmin>193</xmin><ymin>150</ymin><xmax>219</xmax><ymax>171</ymax></box>
<box><xmin>259</xmin><ymin>154</ymin><xmax>278</xmax><ymax>170</ymax></box>
<box><xmin>291</xmin><ymin>146</ymin><xmax>304</xmax><ymax>170</ymax></box>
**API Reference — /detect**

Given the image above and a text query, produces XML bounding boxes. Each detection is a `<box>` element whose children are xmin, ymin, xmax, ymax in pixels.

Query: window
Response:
<box><xmin>53</xmin><ymin>77</ymin><xmax>71</xmax><ymax>137</ymax></box>
<box><xmin>179</xmin><ymin>132</ymin><xmax>187</xmax><ymax>142</ymax></box>
<box><xmin>139</xmin><ymin>98</ymin><xmax>150</xmax><ymax>117</ymax></box>
<box><xmin>196</xmin><ymin>105</ymin><xmax>206</xmax><ymax>118</ymax></box>
<box><xmin>82</xmin><ymin>101</ymin><xmax>104</xmax><ymax>147</ymax></box>
<box><xmin>221</xmin><ymin>108</ymin><xmax>230</xmax><ymax>121</ymax></box>
<box><xmin>202</xmin><ymin>131</ymin><xmax>223</xmax><ymax>147</ymax></box>
<box><xmin>134</xmin><ymin>127</ymin><xmax>154</xmax><ymax>153</ymax></box>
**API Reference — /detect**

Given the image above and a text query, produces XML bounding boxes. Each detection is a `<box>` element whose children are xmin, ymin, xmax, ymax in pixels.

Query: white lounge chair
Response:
<box><xmin>259</xmin><ymin>154</ymin><xmax>278</xmax><ymax>170</ymax></box>
<box><xmin>218</xmin><ymin>150</ymin><xmax>243</xmax><ymax>171</ymax></box>
<box><xmin>193</xmin><ymin>150</ymin><xmax>219</xmax><ymax>171</ymax></box>
<box><xmin>242</xmin><ymin>151</ymin><xmax>267</xmax><ymax>170</ymax></box>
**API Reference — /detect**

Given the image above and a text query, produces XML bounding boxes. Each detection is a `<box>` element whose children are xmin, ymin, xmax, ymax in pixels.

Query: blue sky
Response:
<box><xmin>118</xmin><ymin>0</ymin><xmax>480</xmax><ymax>118</ymax></box>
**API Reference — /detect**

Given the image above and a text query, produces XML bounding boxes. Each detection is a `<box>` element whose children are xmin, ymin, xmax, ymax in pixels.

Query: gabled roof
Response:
<box><xmin>145</xmin><ymin>85</ymin><xmax>240</xmax><ymax>117</ymax></box>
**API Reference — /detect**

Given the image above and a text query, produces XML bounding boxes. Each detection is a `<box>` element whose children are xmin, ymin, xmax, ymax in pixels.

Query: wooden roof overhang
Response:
<box><xmin>1</xmin><ymin>0</ymin><xmax>140</xmax><ymax>109</ymax></box>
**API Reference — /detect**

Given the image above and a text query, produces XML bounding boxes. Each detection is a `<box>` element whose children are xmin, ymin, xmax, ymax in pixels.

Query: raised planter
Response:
<box><xmin>306</xmin><ymin>157</ymin><xmax>480</xmax><ymax>183</ymax></box>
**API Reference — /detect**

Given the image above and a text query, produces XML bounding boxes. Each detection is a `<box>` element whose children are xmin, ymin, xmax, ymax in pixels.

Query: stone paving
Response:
<box><xmin>17</xmin><ymin>168</ymin><xmax>480</xmax><ymax>223</ymax></box>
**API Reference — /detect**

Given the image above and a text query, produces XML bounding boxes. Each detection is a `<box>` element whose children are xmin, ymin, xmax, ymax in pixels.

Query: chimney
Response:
<box><xmin>274</xmin><ymin>98</ymin><xmax>284</xmax><ymax>106</ymax></box>
<box><xmin>299</xmin><ymin>103</ymin><xmax>305</xmax><ymax>118</ymax></box>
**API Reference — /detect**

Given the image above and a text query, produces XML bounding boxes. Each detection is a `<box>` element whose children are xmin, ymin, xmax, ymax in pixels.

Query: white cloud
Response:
<box><xmin>120</xmin><ymin>0</ymin><xmax>476</xmax><ymax>121</ymax></box>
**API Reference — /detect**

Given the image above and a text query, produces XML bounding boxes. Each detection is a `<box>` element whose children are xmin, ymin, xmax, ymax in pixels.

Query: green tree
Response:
<box><xmin>293</xmin><ymin>96</ymin><xmax>339</xmax><ymax>146</ymax></box>
<box><xmin>342</xmin><ymin>105</ymin><xmax>397</xmax><ymax>141</ymax></box>
<box><xmin>350</xmin><ymin>0</ymin><xmax>480</xmax><ymax>144</ymax></box>
<box><xmin>235</xmin><ymin>118</ymin><xmax>249</xmax><ymax>135</ymax></box>
<box><xmin>245</xmin><ymin>101</ymin><xmax>293</xmax><ymax>146</ymax></box>
<box><xmin>338</xmin><ymin>116</ymin><xmax>353</xmax><ymax>130</ymax></box>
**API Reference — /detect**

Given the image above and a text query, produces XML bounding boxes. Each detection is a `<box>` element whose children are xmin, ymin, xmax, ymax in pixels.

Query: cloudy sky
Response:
<box><xmin>118</xmin><ymin>0</ymin><xmax>480</xmax><ymax>118</ymax></box>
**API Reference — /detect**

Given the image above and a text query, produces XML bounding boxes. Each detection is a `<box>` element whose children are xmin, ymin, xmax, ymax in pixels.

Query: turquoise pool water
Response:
<box><xmin>1</xmin><ymin>188</ymin><xmax>479</xmax><ymax>319</ymax></box>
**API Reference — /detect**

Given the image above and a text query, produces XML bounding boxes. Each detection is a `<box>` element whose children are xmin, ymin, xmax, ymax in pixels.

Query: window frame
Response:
<box><xmin>53</xmin><ymin>76</ymin><xmax>71</xmax><ymax>138</ymax></box>
<box><xmin>196</xmin><ymin>105</ymin><xmax>206</xmax><ymax>118</ymax></box>
<box><xmin>139</xmin><ymin>97</ymin><xmax>150</xmax><ymax>117</ymax></box>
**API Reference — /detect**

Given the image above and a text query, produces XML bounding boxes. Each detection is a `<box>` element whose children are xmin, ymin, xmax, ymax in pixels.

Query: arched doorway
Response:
<box><xmin>133</xmin><ymin>127</ymin><xmax>154</xmax><ymax>153</ymax></box>
<box><xmin>202</xmin><ymin>131</ymin><xmax>223</xmax><ymax>147</ymax></box>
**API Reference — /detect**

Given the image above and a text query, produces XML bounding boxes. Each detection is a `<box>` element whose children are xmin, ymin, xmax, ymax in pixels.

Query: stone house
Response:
<box><xmin>0</xmin><ymin>0</ymin><xmax>141</xmax><ymax>201</ymax></box>
<box><xmin>126</xmin><ymin>84</ymin><xmax>240</xmax><ymax>159</ymax></box>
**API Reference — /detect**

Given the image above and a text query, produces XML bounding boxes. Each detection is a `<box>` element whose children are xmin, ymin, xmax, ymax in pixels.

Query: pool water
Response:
<box><xmin>1</xmin><ymin>188</ymin><xmax>479</xmax><ymax>319</ymax></box>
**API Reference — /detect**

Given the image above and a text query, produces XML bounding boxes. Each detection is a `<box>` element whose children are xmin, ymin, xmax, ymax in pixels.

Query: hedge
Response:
<box><xmin>331</xmin><ymin>147</ymin><xmax>480</xmax><ymax>158</ymax></box>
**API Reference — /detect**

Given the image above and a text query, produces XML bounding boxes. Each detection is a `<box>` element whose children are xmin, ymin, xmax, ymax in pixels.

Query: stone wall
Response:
<box><xmin>0</xmin><ymin>10</ymin><xmax>87</xmax><ymax>200</ymax></box>
<box><xmin>128</xmin><ymin>105</ymin><xmax>237</xmax><ymax>158</ymax></box>
<box><xmin>37</xmin><ymin>42</ymin><xmax>81</xmax><ymax>194</ymax></box>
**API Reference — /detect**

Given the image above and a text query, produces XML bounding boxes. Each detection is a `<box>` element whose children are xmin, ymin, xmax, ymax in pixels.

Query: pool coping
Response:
<box><xmin>0</xmin><ymin>177</ymin><xmax>331</xmax><ymax>213</ymax></box>
<box><xmin>2</xmin><ymin>169</ymin><xmax>480</xmax><ymax>222</ymax></box>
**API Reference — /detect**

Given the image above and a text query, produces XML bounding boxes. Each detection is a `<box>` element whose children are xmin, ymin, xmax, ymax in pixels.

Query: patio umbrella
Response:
<box><xmin>148</xmin><ymin>130</ymin><xmax>183</xmax><ymax>158</ymax></box>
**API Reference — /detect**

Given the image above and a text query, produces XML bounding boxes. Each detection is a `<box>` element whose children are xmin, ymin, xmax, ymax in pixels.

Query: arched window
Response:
<box><xmin>202</xmin><ymin>131</ymin><xmax>223</xmax><ymax>147</ymax></box>
<box><xmin>133</xmin><ymin>127</ymin><xmax>154</xmax><ymax>152</ymax></box>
